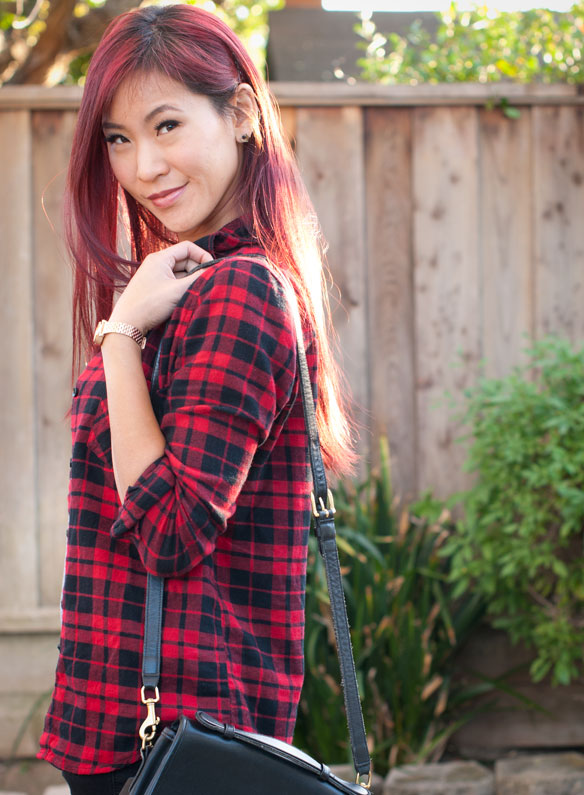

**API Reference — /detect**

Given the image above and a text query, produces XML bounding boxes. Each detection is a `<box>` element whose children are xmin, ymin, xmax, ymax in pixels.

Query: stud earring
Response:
<box><xmin>240</xmin><ymin>132</ymin><xmax>250</xmax><ymax>143</ymax></box>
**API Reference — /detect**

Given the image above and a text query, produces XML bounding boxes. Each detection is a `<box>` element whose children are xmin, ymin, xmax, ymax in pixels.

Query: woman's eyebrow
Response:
<box><xmin>144</xmin><ymin>103</ymin><xmax>182</xmax><ymax>122</ymax></box>
<box><xmin>102</xmin><ymin>104</ymin><xmax>183</xmax><ymax>131</ymax></box>
<box><xmin>102</xmin><ymin>120</ymin><xmax>124</xmax><ymax>131</ymax></box>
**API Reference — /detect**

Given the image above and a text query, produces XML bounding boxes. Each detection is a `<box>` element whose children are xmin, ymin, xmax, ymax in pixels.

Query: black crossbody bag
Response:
<box><xmin>121</xmin><ymin>258</ymin><xmax>372</xmax><ymax>794</ymax></box>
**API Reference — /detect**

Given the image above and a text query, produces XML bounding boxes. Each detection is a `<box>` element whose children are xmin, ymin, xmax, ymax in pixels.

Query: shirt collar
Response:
<box><xmin>195</xmin><ymin>216</ymin><xmax>255</xmax><ymax>258</ymax></box>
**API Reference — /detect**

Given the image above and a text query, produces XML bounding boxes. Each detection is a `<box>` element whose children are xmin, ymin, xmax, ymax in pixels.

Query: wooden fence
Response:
<box><xmin>0</xmin><ymin>83</ymin><xmax>583</xmax><ymax>756</ymax></box>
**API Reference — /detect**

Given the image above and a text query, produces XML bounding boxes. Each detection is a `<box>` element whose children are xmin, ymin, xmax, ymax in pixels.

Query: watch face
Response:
<box><xmin>93</xmin><ymin>321</ymin><xmax>105</xmax><ymax>345</ymax></box>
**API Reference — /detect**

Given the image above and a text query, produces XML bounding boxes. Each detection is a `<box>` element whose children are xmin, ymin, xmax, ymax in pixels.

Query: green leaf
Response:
<box><xmin>503</xmin><ymin>105</ymin><xmax>522</xmax><ymax>120</ymax></box>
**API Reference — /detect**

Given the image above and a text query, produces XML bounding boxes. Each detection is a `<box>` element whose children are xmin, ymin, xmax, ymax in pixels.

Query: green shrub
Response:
<box><xmin>294</xmin><ymin>439</ymin><xmax>487</xmax><ymax>775</ymax></box>
<box><xmin>356</xmin><ymin>1</ymin><xmax>584</xmax><ymax>86</ymax></box>
<box><xmin>445</xmin><ymin>337</ymin><xmax>584</xmax><ymax>686</ymax></box>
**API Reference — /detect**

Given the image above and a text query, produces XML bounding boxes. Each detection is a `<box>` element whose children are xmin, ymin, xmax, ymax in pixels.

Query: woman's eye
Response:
<box><xmin>105</xmin><ymin>133</ymin><xmax>128</xmax><ymax>145</ymax></box>
<box><xmin>155</xmin><ymin>119</ymin><xmax>180</xmax><ymax>135</ymax></box>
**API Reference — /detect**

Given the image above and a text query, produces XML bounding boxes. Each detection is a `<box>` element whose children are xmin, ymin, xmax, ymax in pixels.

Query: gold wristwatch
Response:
<box><xmin>93</xmin><ymin>320</ymin><xmax>147</xmax><ymax>349</ymax></box>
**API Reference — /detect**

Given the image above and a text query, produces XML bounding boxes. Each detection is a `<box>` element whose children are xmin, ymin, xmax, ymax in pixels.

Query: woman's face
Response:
<box><xmin>103</xmin><ymin>72</ymin><xmax>245</xmax><ymax>242</ymax></box>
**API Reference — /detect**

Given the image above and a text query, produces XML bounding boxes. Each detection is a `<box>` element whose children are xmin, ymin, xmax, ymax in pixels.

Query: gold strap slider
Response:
<box><xmin>310</xmin><ymin>489</ymin><xmax>336</xmax><ymax>519</ymax></box>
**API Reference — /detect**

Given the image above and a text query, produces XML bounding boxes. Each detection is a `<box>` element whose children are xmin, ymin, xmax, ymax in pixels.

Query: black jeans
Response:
<box><xmin>62</xmin><ymin>760</ymin><xmax>141</xmax><ymax>795</ymax></box>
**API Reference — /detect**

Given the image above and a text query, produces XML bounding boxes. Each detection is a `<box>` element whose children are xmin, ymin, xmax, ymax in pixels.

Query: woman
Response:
<box><xmin>38</xmin><ymin>5</ymin><xmax>354</xmax><ymax>793</ymax></box>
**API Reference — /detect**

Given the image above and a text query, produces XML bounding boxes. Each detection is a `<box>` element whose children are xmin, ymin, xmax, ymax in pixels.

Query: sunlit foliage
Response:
<box><xmin>356</xmin><ymin>2</ymin><xmax>584</xmax><ymax>84</ymax></box>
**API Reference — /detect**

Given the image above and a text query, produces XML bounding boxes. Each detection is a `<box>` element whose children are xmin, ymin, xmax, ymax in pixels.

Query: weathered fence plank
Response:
<box><xmin>533</xmin><ymin>106</ymin><xmax>584</xmax><ymax>342</ymax></box>
<box><xmin>279</xmin><ymin>106</ymin><xmax>297</xmax><ymax>149</ymax></box>
<box><xmin>270</xmin><ymin>82</ymin><xmax>584</xmax><ymax>107</ymax></box>
<box><xmin>480</xmin><ymin>108</ymin><xmax>534</xmax><ymax>377</ymax></box>
<box><xmin>0</xmin><ymin>111</ymin><xmax>38</xmax><ymax>613</ymax></box>
<box><xmin>365</xmin><ymin>107</ymin><xmax>416</xmax><ymax>498</ymax></box>
<box><xmin>413</xmin><ymin>106</ymin><xmax>481</xmax><ymax>497</ymax></box>
<box><xmin>295</xmin><ymin>106</ymin><xmax>370</xmax><ymax>466</ymax></box>
<box><xmin>2</xmin><ymin>83</ymin><xmax>584</xmax><ymax>110</ymax></box>
<box><xmin>32</xmin><ymin>110</ymin><xmax>75</xmax><ymax>607</ymax></box>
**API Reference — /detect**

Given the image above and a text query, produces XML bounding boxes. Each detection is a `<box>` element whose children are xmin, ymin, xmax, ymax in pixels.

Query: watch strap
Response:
<box><xmin>94</xmin><ymin>319</ymin><xmax>146</xmax><ymax>349</ymax></box>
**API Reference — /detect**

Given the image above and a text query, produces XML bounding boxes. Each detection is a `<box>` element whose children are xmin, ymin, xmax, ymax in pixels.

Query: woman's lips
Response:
<box><xmin>147</xmin><ymin>184</ymin><xmax>187</xmax><ymax>208</ymax></box>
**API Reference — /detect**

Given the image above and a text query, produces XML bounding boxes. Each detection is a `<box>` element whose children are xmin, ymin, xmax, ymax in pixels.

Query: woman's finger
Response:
<box><xmin>167</xmin><ymin>241</ymin><xmax>213</xmax><ymax>272</ymax></box>
<box><xmin>182</xmin><ymin>268</ymin><xmax>208</xmax><ymax>288</ymax></box>
<box><xmin>175</xmin><ymin>264</ymin><xmax>209</xmax><ymax>280</ymax></box>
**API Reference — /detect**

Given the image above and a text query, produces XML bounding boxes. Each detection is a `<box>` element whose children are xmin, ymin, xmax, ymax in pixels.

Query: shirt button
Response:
<box><xmin>72</xmin><ymin>387</ymin><xmax>79</xmax><ymax>397</ymax></box>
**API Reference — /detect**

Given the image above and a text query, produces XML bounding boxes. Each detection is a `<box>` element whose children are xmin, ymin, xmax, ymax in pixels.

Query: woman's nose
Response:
<box><xmin>135</xmin><ymin>141</ymin><xmax>169</xmax><ymax>183</ymax></box>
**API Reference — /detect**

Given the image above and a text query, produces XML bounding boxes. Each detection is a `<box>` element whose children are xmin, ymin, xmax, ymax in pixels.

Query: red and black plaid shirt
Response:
<box><xmin>38</xmin><ymin>220</ymin><xmax>316</xmax><ymax>774</ymax></box>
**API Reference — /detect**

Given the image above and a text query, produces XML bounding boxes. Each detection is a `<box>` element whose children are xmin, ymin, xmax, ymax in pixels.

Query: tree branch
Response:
<box><xmin>4</xmin><ymin>0</ymin><xmax>231</xmax><ymax>85</ymax></box>
<box><xmin>7</xmin><ymin>0</ymin><xmax>78</xmax><ymax>84</ymax></box>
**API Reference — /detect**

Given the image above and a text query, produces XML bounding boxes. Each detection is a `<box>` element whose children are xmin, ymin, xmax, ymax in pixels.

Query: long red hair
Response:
<box><xmin>66</xmin><ymin>4</ymin><xmax>355</xmax><ymax>474</ymax></box>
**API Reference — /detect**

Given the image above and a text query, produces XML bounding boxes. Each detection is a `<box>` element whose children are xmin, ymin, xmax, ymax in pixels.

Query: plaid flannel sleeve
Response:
<box><xmin>111</xmin><ymin>261</ymin><xmax>297</xmax><ymax>576</ymax></box>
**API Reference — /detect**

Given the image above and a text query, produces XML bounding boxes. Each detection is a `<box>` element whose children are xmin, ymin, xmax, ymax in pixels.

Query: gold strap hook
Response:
<box><xmin>139</xmin><ymin>686</ymin><xmax>160</xmax><ymax>750</ymax></box>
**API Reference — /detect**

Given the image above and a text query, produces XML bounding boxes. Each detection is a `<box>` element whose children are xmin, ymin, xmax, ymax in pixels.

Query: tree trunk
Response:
<box><xmin>64</xmin><ymin>0</ymin><xmax>139</xmax><ymax>52</ymax></box>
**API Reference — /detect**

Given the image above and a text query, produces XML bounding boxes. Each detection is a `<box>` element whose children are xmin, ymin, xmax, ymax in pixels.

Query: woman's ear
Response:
<box><xmin>232</xmin><ymin>83</ymin><xmax>259</xmax><ymax>143</ymax></box>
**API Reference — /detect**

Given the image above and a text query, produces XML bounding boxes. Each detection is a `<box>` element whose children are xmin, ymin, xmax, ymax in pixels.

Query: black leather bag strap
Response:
<box><xmin>141</xmin><ymin>258</ymin><xmax>371</xmax><ymax>781</ymax></box>
<box><xmin>283</xmin><ymin>279</ymin><xmax>370</xmax><ymax>779</ymax></box>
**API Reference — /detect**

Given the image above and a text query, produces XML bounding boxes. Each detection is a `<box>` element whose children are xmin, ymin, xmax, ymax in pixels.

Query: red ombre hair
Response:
<box><xmin>66</xmin><ymin>4</ymin><xmax>355</xmax><ymax>474</ymax></box>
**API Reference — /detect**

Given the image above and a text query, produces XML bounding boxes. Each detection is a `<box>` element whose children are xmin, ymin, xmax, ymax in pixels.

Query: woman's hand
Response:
<box><xmin>109</xmin><ymin>240</ymin><xmax>213</xmax><ymax>333</ymax></box>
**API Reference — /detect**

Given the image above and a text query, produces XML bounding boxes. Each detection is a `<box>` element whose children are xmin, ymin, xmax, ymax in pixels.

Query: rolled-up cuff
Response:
<box><xmin>111</xmin><ymin>454</ymin><xmax>173</xmax><ymax>537</ymax></box>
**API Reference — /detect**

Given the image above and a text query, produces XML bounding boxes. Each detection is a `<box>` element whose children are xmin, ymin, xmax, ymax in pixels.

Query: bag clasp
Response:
<box><xmin>139</xmin><ymin>686</ymin><xmax>160</xmax><ymax>750</ymax></box>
